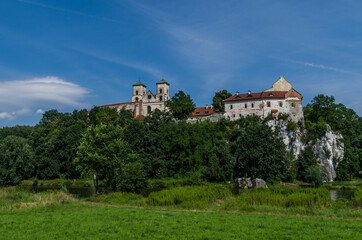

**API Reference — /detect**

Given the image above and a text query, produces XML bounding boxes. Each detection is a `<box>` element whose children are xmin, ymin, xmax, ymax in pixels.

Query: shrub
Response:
<box><xmin>263</xmin><ymin>114</ymin><xmax>275</xmax><ymax>122</ymax></box>
<box><xmin>305</xmin><ymin>166</ymin><xmax>327</xmax><ymax>187</ymax></box>
<box><xmin>287</xmin><ymin>121</ymin><xmax>297</xmax><ymax>131</ymax></box>
<box><xmin>352</xmin><ymin>187</ymin><xmax>362</xmax><ymax>207</ymax></box>
<box><xmin>278</xmin><ymin>113</ymin><xmax>290</xmax><ymax>121</ymax></box>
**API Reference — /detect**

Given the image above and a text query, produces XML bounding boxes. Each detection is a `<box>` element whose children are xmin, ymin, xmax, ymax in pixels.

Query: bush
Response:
<box><xmin>305</xmin><ymin>166</ymin><xmax>327</xmax><ymax>187</ymax></box>
<box><xmin>352</xmin><ymin>187</ymin><xmax>362</xmax><ymax>207</ymax></box>
<box><xmin>287</xmin><ymin>121</ymin><xmax>297</xmax><ymax>131</ymax></box>
<box><xmin>278</xmin><ymin>113</ymin><xmax>290</xmax><ymax>121</ymax></box>
<box><xmin>263</xmin><ymin>114</ymin><xmax>275</xmax><ymax>122</ymax></box>
<box><xmin>146</xmin><ymin>185</ymin><xmax>232</xmax><ymax>209</ymax></box>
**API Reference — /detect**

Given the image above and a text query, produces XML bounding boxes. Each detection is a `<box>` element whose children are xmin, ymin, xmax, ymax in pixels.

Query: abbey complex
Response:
<box><xmin>100</xmin><ymin>76</ymin><xmax>304</xmax><ymax>122</ymax></box>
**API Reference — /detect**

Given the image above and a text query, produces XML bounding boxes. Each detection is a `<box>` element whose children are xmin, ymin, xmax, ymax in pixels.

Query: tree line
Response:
<box><xmin>0</xmin><ymin>92</ymin><xmax>360</xmax><ymax>192</ymax></box>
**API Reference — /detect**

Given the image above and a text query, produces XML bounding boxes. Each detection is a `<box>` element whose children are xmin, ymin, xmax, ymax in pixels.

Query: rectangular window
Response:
<box><xmin>230</xmin><ymin>105</ymin><xmax>233</xmax><ymax>109</ymax></box>
<box><xmin>279</xmin><ymin>102</ymin><xmax>283</xmax><ymax>107</ymax></box>
<box><xmin>251</xmin><ymin>103</ymin><xmax>254</xmax><ymax>108</ymax></box>
<box><xmin>136</xmin><ymin>90</ymin><xmax>139</xmax><ymax>95</ymax></box>
<box><xmin>291</xmin><ymin>102</ymin><xmax>295</xmax><ymax>108</ymax></box>
<box><xmin>245</xmin><ymin>104</ymin><xmax>247</xmax><ymax>108</ymax></box>
<box><xmin>159</xmin><ymin>96</ymin><xmax>163</xmax><ymax>101</ymax></box>
<box><xmin>267</xmin><ymin>101</ymin><xmax>271</xmax><ymax>107</ymax></box>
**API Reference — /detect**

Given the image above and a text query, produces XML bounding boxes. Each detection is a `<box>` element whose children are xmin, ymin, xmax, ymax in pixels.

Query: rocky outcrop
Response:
<box><xmin>235</xmin><ymin>177</ymin><xmax>268</xmax><ymax>193</ymax></box>
<box><xmin>266</xmin><ymin>120</ymin><xmax>344</xmax><ymax>182</ymax></box>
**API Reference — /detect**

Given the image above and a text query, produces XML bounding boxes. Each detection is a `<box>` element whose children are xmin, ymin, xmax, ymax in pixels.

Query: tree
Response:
<box><xmin>167</xmin><ymin>91</ymin><xmax>195</xmax><ymax>120</ymax></box>
<box><xmin>212</xmin><ymin>90</ymin><xmax>232</xmax><ymax>112</ymax></box>
<box><xmin>0</xmin><ymin>136</ymin><xmax>35</xmax><ymax>185</ymax></box>
<box><xmin>234</xmin><ymin>121</ymin><xmax>288</xmax><ymax>183</ymax></box>
<box><xmin>296</xmin><ymin>146</ymin><xmax>318</xmax><ymax>182</ymax></box>
<box><xmin>304</xmin><ymin>94</ymin><xmax>361</xmax><ymax>179</ymax></box>
<box><xmin>75</xmin><ymin>124</ymin><xmax>140</xmax><ymax>192</ymax></box>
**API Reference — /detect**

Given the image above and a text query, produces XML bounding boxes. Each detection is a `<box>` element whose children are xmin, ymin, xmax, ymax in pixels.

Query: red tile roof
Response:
<box><xmin>223</xmin><ymin>91</ymin><xmax>287</xmax><ymax>102</ymax></box>
<box><xmin>135</xmin><ymin>114</ymin><xmax>145</xmax><ymax>120</ymax></box>
<box><xmin>98</xmin><ymin>102</ymin><xmax>135</xmax><ymax>107</ymax></box>
<box><xmin>271</xmin><ymin>109</ymin><xmax>278</xmax><ymax>113</ymax></box>
<box><xmin>190</xmin><ymin>107</ymin><xmax>217</xmax><ymax>116</ymax></box>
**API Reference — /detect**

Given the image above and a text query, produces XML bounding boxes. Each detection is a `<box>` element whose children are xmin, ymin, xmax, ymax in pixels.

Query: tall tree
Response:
<box><xmin>212</xmin><ymin>90</ymin><xmax>232</xmax><ymax>112</ymax></box>
<box><xmin>167</xmin><ymin>91</ymin><xmax>195</xmax><ymax>120</ymax></box>
<box><xmin>0</xmin><ymin>136</ymin><xmax>35</xmax><ymax>185</ymax></box>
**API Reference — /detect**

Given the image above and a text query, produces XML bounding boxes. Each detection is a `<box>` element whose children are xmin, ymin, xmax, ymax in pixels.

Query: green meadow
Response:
<box><xmin>1</xmin><ymin>185</ymin><xmax>361</xmax><ymax>239</ymax></box>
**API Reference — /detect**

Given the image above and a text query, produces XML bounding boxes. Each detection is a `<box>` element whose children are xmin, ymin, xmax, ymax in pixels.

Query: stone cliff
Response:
<box><xmin>266</xmin><ymin>120</ymin><xmax>344</xmax><ymax>182</ymax></box>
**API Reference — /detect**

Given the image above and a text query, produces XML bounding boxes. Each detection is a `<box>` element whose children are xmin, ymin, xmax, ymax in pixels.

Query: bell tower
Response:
<box><xmin>156</xmin><ymin>78</ymin><xmax>170</xmax><ymax>102</ymax></box>
<box><xmin>132</xmin><ymin>81</ymin><xmax>146</xmax><ymax>102</ymax></box>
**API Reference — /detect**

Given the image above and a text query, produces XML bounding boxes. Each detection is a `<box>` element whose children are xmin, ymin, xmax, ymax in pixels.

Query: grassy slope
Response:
<box><xmin>0</xmin><ymin>204</ymin><xmax>361</xmax><ymax>240</ymax></box>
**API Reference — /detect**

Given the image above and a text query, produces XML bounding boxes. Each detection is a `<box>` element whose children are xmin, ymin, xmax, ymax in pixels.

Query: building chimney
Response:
<box><xmin>205</xmin><ymin>104</ymin><xmax>208</xmax><ymax>109</ymax></box>
<box><xmin>210</xmin><ymin>104</ymin><xmax>213</xmax><ymax>109</ymax></box>
<box><xmin>236</xmin><ymin>91</ymin><xmax>239</xmax><ymax>95</ymax></box>
<box><xmin>248</xmin><ymin>90</ymin><xmax>251</xmax><ymax>95</ymax></box>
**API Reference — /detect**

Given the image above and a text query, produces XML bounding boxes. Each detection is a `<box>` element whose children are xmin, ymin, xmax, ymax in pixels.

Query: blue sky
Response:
<box><xmin>0</xmin><ymin>0</ymin><xmax>361</xmax><ymax>126</ymax></box>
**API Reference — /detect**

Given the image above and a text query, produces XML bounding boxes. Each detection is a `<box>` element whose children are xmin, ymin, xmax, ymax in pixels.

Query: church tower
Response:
<box><xmin>156</xmin><ymin>78</ymin><xmax>170</xmax><ymax>102</ymax></box>
<box><xmin>132</xmin><ymin>81</ymin><xmax>146</xmax><ymax>102</ymax></box>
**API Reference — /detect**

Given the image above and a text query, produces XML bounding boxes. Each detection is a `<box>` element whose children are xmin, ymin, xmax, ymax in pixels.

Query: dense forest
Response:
<box><xmin>0</xmin><ymin>93</ymin><xmax>361</xmax><ymax>193</ymax></box>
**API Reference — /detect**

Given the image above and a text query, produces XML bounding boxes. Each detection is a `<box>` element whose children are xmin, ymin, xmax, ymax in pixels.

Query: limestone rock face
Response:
<box><xmin>266</xmin><ymin>120</ymin><xmax>344</xmax><ymax>182</ymax></box>
<box><xmin>252</xmin><ymin>178</ymin><xmax>268</xmax><ymax>188</ymax></box>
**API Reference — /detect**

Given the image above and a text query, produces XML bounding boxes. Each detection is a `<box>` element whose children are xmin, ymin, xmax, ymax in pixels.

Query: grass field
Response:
<box><xmin>1</xmin><ymin>185</ymin><xmax>361</xmax><ymax>239</ymax></box>
<box><xmin>1</xmin><ymin>203</ymin><xmax>361</xmax><ymax>240</ymax></box>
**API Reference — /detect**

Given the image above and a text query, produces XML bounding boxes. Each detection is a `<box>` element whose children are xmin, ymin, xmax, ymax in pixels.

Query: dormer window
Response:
<box><xmin>205</xmin><ymin>111</ymin><xmax>209</xmax><ymax>114</ymax></box>
<box><xmin>268</xmin><ymin>93</ymin><xmax>274</xmax><ymax>96</ymax></box>
<box><xmin>236</xmin><ymin>95</ymin><xmax>241</xmax><ymax>99</ymax></box>
<box><xmin>196</xmin><ymin>112</ymin><xmax>200</xmax><ymax>114</ymax></box>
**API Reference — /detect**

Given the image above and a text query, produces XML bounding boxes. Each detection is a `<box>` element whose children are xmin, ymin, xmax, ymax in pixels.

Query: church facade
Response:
<box><xmin>99</xmin><ymin>79</ymin><xmax>170</xmax><ymax>118</ymax></box>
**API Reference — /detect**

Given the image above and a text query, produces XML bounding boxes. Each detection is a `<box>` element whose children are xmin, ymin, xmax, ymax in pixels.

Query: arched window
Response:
<box><xmin>135</xmin><ymin>97</ymin><xmax>139</xmax><ymax>101</ymax></box>
<box><xmin>147</xmin><ymin>106</ymin><xmax>151</xmax><ymax>114</ymax></box>
<box><xmin>160</xmin><ymin>89</ymin><xmax>163</xmax><ymax>93</ymax></box>
<box><xmin>135</xmin><ymin>90</ymin><xmax>139</xmax><ymax>95</ymax></box>
<box><xmin>148</xmin><ymin>95</ymin><xmax>152</xmax><ymax>99</ymax></box>
<box><xmin>159</xmin><ymin>96</ymin><xmax>163</xmax><ymax>101</ymax></box>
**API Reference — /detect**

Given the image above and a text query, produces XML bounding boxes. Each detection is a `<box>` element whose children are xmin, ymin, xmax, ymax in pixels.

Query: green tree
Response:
<box><xmin>75</xmin><ymin>124</ymin><xmax>140</xmax><ymax>192</ymax></box>
<box><xmin>296</xmin><ymin>146</ymin><xmax>318</xmax><ymax>182</ymax></box>
<box><xmin>304</xmin><ymin>94</ymin><xmax>361</xmax><ymax>179</ymax></box>
<box><xmin>167</xmin><ymin>91</ymin><xmax>195</xmax><ymax>120</ymax></box>
<box><xmin>212</xmin><ymin>90</ymin><xmax>232</xmax><ymax>112</ymax></box>
<box><xmin>234</xmin><ymin>121</ymin><xmax>288</xmax><ymax>183</ymax></box>
<box><xmin>0</xmin><ymin>136</ymin><xmax>35</xmax><ymax>185</ymax></box>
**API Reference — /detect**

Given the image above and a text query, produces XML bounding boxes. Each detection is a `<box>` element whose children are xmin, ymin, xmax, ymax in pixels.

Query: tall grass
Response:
<box><xmin>146</xmin><ymin>185</ymin><xmax>232</xmax><ymax>209</ymax></box>
<box><xmin>222</xmin><ymin>186</ymin><xmax>332</xmax><ymax>212</ymax></box>
<box><xmin>0</xmin><ymin>187</ymin><xmax>76</xmax><ymax>210</ymax></box>
<box><xmin>96</xmin><ymin>192</ymin><xmax>144</xmax><ymax>206</ymax></box>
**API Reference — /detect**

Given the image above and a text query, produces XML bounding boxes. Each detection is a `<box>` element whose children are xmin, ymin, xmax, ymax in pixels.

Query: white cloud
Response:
<box><xmin>0</xmin><ymin>76</ymin><xmax>89</xmax><ymax>121</ymax></box>
<box><xmin>35</xmin><ymin>109</ymin><xmax>44</xmax><ymax>115</ymax></box>
<box><xmin>0</xmin><ymin>112</ymin><xmax>15</xmax><ymax>120</ymax></box>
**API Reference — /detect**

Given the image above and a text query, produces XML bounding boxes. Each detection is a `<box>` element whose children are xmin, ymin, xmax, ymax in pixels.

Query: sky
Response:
<box><xmin>0</xmin><ymin>0</ymin><xmax>361</xmax><ymax>127</ymax></box>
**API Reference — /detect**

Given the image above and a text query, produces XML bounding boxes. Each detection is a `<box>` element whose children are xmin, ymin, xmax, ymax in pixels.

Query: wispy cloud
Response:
<box><xmin>291</xmin><ymin>60</ymin><xmax>358</xmax><ymax>75</ymax></box>
<box><xmin>71</xmin><ymin>48</ymin><xmax>166</xmax><ymax>80</ymax></box>
<box><xmin>17</xmin><ymin>0</ymin><xmax>124</xmax><ymax>25</ymax></box>
<box><xmin>130</xmin><ymin>1</ymin><xmax>243</xmax><ymax>89</ymax></box>
<box><xmin>0</xmin><ymin>76</ymin><xmax>90</xmax><ymax>121</ymax></box>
